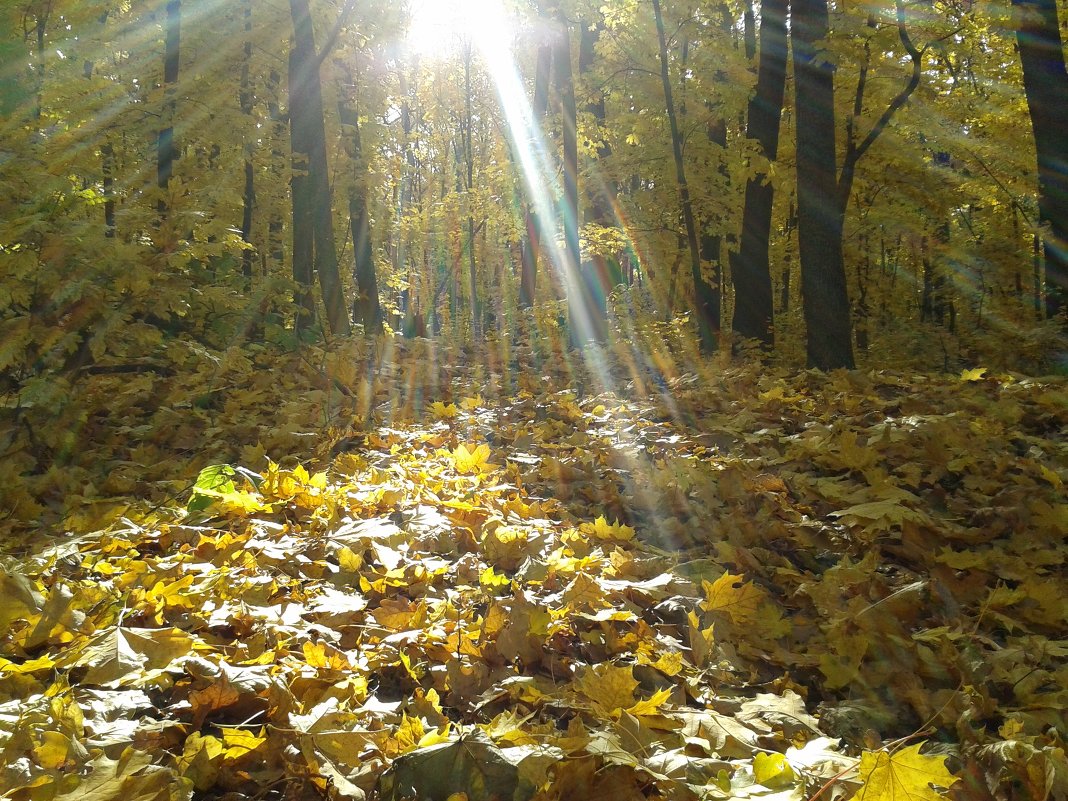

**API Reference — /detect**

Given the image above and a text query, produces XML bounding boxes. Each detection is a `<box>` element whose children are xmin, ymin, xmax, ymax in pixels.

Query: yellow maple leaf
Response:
<box><xmin>624</xmin><ymin>687</ymin><xmax>672</xmax><ymax>716</ymax></box>
<box><xmin>562</xmin><ymin>572</ymin><xmax>608</xmax><ymax>610</ymax></box>
<box><xmin>828</xmin><ymin>500</ymin><xmax>930</xmax><ymax>533</ymax></box>
<box><xmin>856</xmin><ymin>743</ymin><xmax>958</xmax><ymax>801</ymax></box>
<box><xmin>637</xmin><ymin>649</ymin><xmax>684</xmax><ymax>677</ymax></box>
<box><xmin>959</xmin><ymin>367</ymin><xmax>987</xmax><ymax>382</ymax></box>
<box><xmin>302</xmin><ymin>641</ymin><xmax>351</xmax><ymax>670</ymax></box>
<box><xmin>459</xmin><ymin>395</ymin><xmax>483</xmax><ymax>410</ymax></box>
<box><xmin>430</xmin><ymin>401</ymin><xmax>459</xmax><ymax>419</ymax></box>
<box><xmin>190</xmin><ymin>486</ymin><xmax>269</xmax><ymax>515</ymax></box>
<box><xmin>180</xmin><ymin>732</ymin><xmax>224</xmax><ymax>790</ymax></box>
<box><xmin>453</xmin><ymin>443</ymin><xmax>496</xmax><ymax>474</ymax></box>
<box><xmin>700</xmin><ymin>572</ymin><xmax>763</xmax><ymax>623</ymax></box>
<box><xmin>190</xmin><ymin>678</ymin><xmax>241</xmax><ymax>726</ymax></box>
<box><xmin>0</xmin><ymin>654</ymin><xmax>54</xmax><ymax>674</ymax></box>
<box><xmin>687</xmin><ymin>610</ymin><xmax>716</xmax><ymax>668</ymax></box>
<box><xmin>583</xmin><ymin>515</ymin><xmax>635</xmax><ymax>542</ymax></box>
<box><xmin>416</xmin><ymin>722</ymin><xmax>452</xmax><ymax>748</ymax></box>
<box><xmin>34</xmin><ymin>731</ymin><xmax>74</xmax><ymax>770</ymax></box>
<box><xmin>479</xmin><ymin>566</ymin><xmax>511</xmax><ymax>589</ymax></box>
<box><xmin>753</xmin><ymin>752</ymin><xmax>796</xmax><ymax>788</ymax></box>
<box><xmin>393</xmin><ymin>712</ymin><xmax>426</xmax><ymax>754</ymax></box>
<box><xmin>221</xmin><ymin>728</ymin><xmax>267</xmax><ymax>761</ymax></box>
<box><xmin>575</xmin><ymin>664</ymin><xmax>638</xmax><ymax>714</ymax></box>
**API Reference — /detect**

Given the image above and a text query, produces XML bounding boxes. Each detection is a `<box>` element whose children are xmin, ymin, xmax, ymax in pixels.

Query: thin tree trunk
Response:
<box><xmin>289</xmin><ymin>2</ymin><xmax>317</xmax><ymax>332</ymax></box>
<box><xmin>551</xmin><ymin>13</ymin><xmax>595</xmax><ymax>346</ymax></box>
<box><xmin>744</xmin><ymin>0</ymin><xmax>756</xmax><ymax>60</ymax></box>
<box><xmin>691</xmin><ymin>12</ymin><xmax>726</xmax><ymax>349</ymax></box>
<box><xmin>394</xmin><ymin>69</ymin><xmax>416</xmax><ymax>332</ymax></box>
<box><xmin>1033</xmin><ymin>233</ymin><xmax>1044</xmax><ymax>319</ymax></box>
<box><xmin>239</xmin><ymin>0</ymin><xmax>255</xmax><ymax>285</ymax></box>
<box><xmin>1012</xmin><ymin>0</ymin><xmax>1068</xmax><ymax>319</ymax></box>
<box><xmin>339</xmin><ymin>86</ymin><xmax>382</xmax><ymax>334</ymax></box>
<box><xmin>731</xmin><ymin>0</ymin><xmax>787</xmax><ymax>347</ymax></box>
<box><xmin>519</xmin><ymin>42</ymin><xmax>552</xmax><ymax>308</ymax></box>
<box><xmin>652</xmin><ymin>0</ymin><xmax>711</xmax><ymax>352</ymax></box>
<box><xmin>266</xmin><ymin>68</ymin><xmax>287</xmax><ymax>277</ymax></box>
<box><xmin>32</xmin><ymin>4</ymin><xmax>49</xmax><ymax>124</ymax></box>
<box><xmin>463</xmin><ymin>42</ymin><xmax>480</xmax><ymax>339</ymax></box>
<box><xmin>157</xmin><ymin>0</ymin><xmax>180</xmax><ymax>222</ymax></box>
<box><xmin>578</xmin><ymin>17</ymin><xmax>616</xmax><ymax>338</ymax></box>
<box><xmin>101</xmin><ymin>141</ymin><xmax>116</xmax><ymax>239</ymax></box>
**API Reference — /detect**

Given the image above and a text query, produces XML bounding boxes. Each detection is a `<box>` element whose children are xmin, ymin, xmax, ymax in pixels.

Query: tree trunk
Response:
<box><xmin>101</xmin><ymin>141</ymin><xmax>116</xmax><ymax>239</ymax></box>
<box><xmin>744</xmin><ymin>0</ymin><xmax>756</xmax><ymax>60</ymax></box>
<box><xmin>1012</xmin><ymin>0</ymin><xmax>1068</xmax><ymax>320</ymax></box>
<box><xmin>552</xmin><ymin>13</ymin><xmax>597</xmax><ymax>346</ymax></box>
<box><xmin>32</xmin><ymin>4</ymin><xmax>50</xmax><ymax>125</ymax></box>
<box><xmin>463</xmin><ymin>42</ymin><xmax>480</xmax><ymax>339</ymax></box>
<box><xmin>520</xmin><ymin>43</ymin><xmax>551</xmax><ymax>308</ymax></box>
<box><xmin>731</xmin><ymin>0</ymin><xmax>787</xmax><ymax>347</ymax></box>
<box><xmin>921</xmin><ymin>235</ymin><xmax>933</xmax><ymax>322</ymax></box>
<box><xmin>266</xmin><ymin>68</ymin><xmax>287</xmax><ymax>277</ymax></box>
<box><xmin>288</xmin><ymin>1</ymin><xmax>317</xmax><ymax>333</ymax></box>
<box><xmin>579</xmin><ymin>18</ymin><xmax>618</xmax><ymax>336</ymax></box>
<box><xmin>693</xmin><ymin>9</ymin><xmax>728</xmax><ymax>350</ymax></box>
<box><xmin>288</xmin><ymin>0</ymin><xmax>351</xmax><ymax>336</ymax></box>
<box><xmin>653</xmin><ymin>0</ymin><xmax>712</xmax><ymax>352</ymax></box>
<box><xmin>339</xmin><ymin>89</ymin><xmax>382</xmax><ymax>334</ymax></box>
<box><xmin>157</xmin><ymin>0</ymin><xmax>180</xmax><ymax>222</ymax></box>
<box><xmin>1033</xmin><ymin>233</ymin><xmax>1044</xmax><ymax>319</ymax></box>
<box><xmin>239</xmin><ymin>0</ymin><xmax>255</xmax><ymax>285</ymax></box>
<box><xmin>792</xmin><ymin>0</ymin><xmax>855</xmax><ymax>369</ymax></box>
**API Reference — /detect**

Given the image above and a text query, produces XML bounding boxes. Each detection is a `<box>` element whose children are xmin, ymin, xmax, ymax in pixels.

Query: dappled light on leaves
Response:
<box><xmin>1</xmin><ymin>339</ymin><xmax>1064</xmax><ymax>801</ymax></box>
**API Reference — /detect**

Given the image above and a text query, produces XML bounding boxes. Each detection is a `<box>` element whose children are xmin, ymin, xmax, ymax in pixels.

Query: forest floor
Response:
<box><xmin>1</xmin><ymin>332</ymin><xmax>1066</xmax><ymax>801</ymax></box>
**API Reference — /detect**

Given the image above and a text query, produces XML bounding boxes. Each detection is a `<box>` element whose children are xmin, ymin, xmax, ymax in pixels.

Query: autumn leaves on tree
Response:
<box><xmin>4</xmin><ymin>0</ymin><xmax>1063</xmax><ymax>374</ymax></box>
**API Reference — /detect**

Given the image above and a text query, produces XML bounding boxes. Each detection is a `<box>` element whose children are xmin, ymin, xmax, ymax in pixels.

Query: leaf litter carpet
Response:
<box><xmin>2</xmin><ymin>340</ymin><xmax>1066</xmax><ymax>801</ymax></box>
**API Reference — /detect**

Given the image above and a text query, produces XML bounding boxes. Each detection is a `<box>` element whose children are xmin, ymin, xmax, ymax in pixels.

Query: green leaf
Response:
<box><xmin>187</xmin><ymin>464</ymin><xmax>237</xmax><ymax>512</ymax></box>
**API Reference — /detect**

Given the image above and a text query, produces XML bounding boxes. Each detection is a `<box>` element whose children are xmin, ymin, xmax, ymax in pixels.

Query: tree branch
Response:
<box><xmin>315</xmin><ymin>0</ymin><xmax>357</xmax><ymax>70</ymax></box>
<box><xmin>837</xmin><ymin>0</ymin><xmax>925</xmax><ymax>205</ymax></box>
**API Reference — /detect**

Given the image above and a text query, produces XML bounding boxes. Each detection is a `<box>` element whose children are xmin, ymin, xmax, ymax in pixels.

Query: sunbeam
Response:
<box><xmin>404</xmin><ymin>0</ymin><xmax>515</xmax><ymax>60</ymax></box>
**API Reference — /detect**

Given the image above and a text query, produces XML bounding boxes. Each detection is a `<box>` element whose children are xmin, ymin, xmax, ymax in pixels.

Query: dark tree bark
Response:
<box><xmin>693</xmin><ymin>9</ymin><xmax>728</xmax><ymax>351</ymax></box>
<box><xmin>339</xmin><ymin>86</ymin><xmax>382</xmax><ymax>334</ymax></box>
<box><xmin>743</xmin><ymin>0</ymin><xmax>756</xmax><ymax>60</ymax></box>
<box><xmin>1034</xmin><ymin>234</ymin><xmax>1044</xmax><ymax>319</ymax></box>
<box><xmin>462</xmin><ymin>41</ymin><xmax>480</xmax><ymax>339</ymax></box>
<box><xmin>239</xmin><ymin>0</ymin><xmax>255</xmax><ymax>284</ymax></box>
<box><xmin>791</xmin><ymin>0</ymin><xmax>923</xmax><ymax>368</ymax></box>
<box><xmin>392</xmin><ymin>67</ymin><xmax>419</xmax><ymax>333</ymax></box>
<box><xmin>288</xmin><ymin>3</ymin><xmax>317</xmax><ymax>332</ymax></box>
<box><xmin>31</xmin><ymin>2</ymin><xmax>50</xmax><ymax>124</ymax></box>
<box><xmin>697</xmin><ymin>114</ymin><xmax>723</xmax><ymax>347</ymax></box>
<box><xmin>653</xmin><ymin>0</ymin><xmax>712</xmax><ymax>352</ymax></box>
<box><xmin>289</xmin><ymin>0</ymin><xmax>351</xmax><ymax>336</ymax></box>
<box><xmin>519</xmin><ymin>41</ymin><xmax>552</xmax><ymax>308</ymax></box>
<box><xmin>1012</xmin><ymin>0</ymin><xmax>1068</xmax><ymax>319</ymax></box>
<box><xmin>731</xmin><ymin>0</ymin><xmax>787</xmax><ymax>347</ymax></box>
<box><xmin>579</xmin><ymin>16</ymin><xmax>619</xmax><ymax>332</ymax></box>
<box><xmin>551</xmin><ymin>13</ymin><xmax>600</xmax><ymax>346</ymax></box>
<box><xmin>101</xmin><ymin>141</ymin><xmax>116</xmax><ymax>239</ymax></box>
<box><xmin>266</xmin><ymin>68</ymin><xmax>287</xmax><ymax>275</ymax></box>
<box><xmin>157</xmin><ymin>0</ymin><xmax>180</xmax><ymax>222</ymax></box>
<box><xmin>792</xmin><ymin>0</ymin><xmax>854</xmax><ymax>369</ymax></box>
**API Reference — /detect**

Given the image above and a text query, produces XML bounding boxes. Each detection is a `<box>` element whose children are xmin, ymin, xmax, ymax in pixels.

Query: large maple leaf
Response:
<box><xmin>855</xmin><ymin>744</ymin><xmax>958</xmax><ymax>801</ymax></box>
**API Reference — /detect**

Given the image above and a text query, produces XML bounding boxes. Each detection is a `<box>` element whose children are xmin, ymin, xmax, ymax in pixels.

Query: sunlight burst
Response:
<box><xmin>404</xmin><ymin>0</ymin><xmax>516</xmax><ymax>60</ymax></box>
